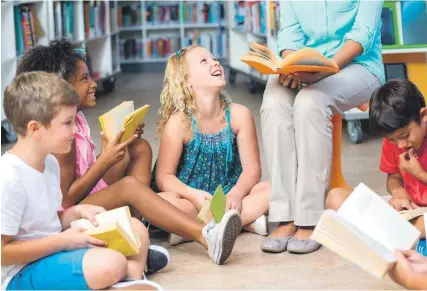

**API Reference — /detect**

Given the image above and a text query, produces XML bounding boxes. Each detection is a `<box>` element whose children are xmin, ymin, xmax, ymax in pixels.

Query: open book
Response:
<box><xmin>241</xmin><ymin>42</ymin><xmax>340</xmax><ymax>75</ymax></box>
<box><xmin>71</xmin><ymin>206</ymin><xmax>140</xmax><ymax>257</ymax></box>
<box><xmin>312</xmin><ymin>183</ymin><xmax>421</xmax><ymax>279</ymax></box>
<box><xmin>197</xmin><ymin>185</ymin><xmax>226</xmax><ymax>224</ymax></box>
<box><xmin>99</xmin><ymin>101</ymin><xmax>150</xmax><ymax>143</ymax></box>
<box><xmin>399</xmin><ymin>207</ymin><xmax>427</xmax><ymax>221</ymax></box>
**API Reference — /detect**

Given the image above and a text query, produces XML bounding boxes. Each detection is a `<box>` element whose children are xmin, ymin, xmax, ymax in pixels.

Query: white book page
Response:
<box><xmin>338</xmin><ymin>183</ymin><xmax>420</xmax><ymax>252</ymax></box>
<box><xmin>329</xmin><ymin>211</ymin><xmax>396</xmax><ymax>263</ymax></box>
<box><xmin>71</xmin><ymin>219</ymin><xmax>97</xmax><ymax>231</ymax></box>
<box><xmin>111</xmin><ymin>102</ymin><xmax>134</xmax><ymax>135</ymax></box>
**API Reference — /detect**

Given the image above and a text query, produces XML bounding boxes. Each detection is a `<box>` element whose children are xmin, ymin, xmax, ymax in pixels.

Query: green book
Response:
<box><xmin>211</xmin><ymin>185</ymin><xmax>226</xmax><ymax>223</ymax></box>
<box><xmin>197</xmin><ymin>185</ymin><xmax>226</xmax><ymax>224</ymax></box>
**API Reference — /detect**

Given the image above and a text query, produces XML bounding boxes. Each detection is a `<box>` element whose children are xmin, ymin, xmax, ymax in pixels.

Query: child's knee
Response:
<box><xmin>130</xmin><ymin>138</ymin><xmax>152</xmax><ymax>158</ymax></box>
<box><xmin>83</xmin><ymin>248</ymin><xmax>128</xmax><ymax>289</ymax></box>
<box><xmin>159</xmin><ymin>192</ymin><xmax>180</xmax><ymax>201</ymax></box>
<box><xmin>130</xmin><ymin>217</ymin><xmax>149</xmax><ymax>245</ymax></box>
<box><xmin>326</xmin><ymin>188</ymin><xmax>350</xmax><ymax>210</ymax></box>
<box><xmin>121</xmin><ymin>176</ymin><xmax>149</xmax><ymax>194</ymax></box>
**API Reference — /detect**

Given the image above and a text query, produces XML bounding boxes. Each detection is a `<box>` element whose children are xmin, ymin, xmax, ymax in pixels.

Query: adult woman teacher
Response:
<box><xmin>260</xmin><ymin>1</ymin><xmax>385</xmax><ymax>254</ymax></box>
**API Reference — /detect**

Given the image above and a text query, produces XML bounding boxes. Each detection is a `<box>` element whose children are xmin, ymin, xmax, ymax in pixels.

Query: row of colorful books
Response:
<box><xmin>184</xmin><ymin>32</ymin><xmax>228</xmax><ymax>59</ymax></box>
<box><xmin>14</xmin><ymin>4</ymin><xmax>44</xmax><ymax>57</ymax></box>
<box><xmin>117</xmin><ymin>1</ymin><xmax>225</xmax><ymax>27</ymax></box>
<box><xmin>83</xmin><ymin>1</ymin><xmax>107</xmax><ymax>39</ymax></box>
<box><xmin>119</xmin><ymin>32</ymin><xmax>228</xmax><ymax>61</ymax></box>
<box><xmin>234</xmin><ymin>1</ymin><xmax>266</xmax><ymax>35</ymax></box>
<box><xmin>180</xmin><ymin>2</ymin><xmax>225</xmax><ymax>25</ymax></box>
<box><xmin>119</xmin><ymin>36</ymin><xmax>180</xmax><ymax>60</ymax></box>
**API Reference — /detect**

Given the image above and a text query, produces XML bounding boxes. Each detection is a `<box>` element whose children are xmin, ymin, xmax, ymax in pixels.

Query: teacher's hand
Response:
<box><xmin>295</xmin><ymin>71</ymin><xmax>332</xmax><ymax>85</ymax></box>
<box><xmin>278</xmin><ymin>74</ymin><xmax>302</xmax><ymax>89</ymax></box>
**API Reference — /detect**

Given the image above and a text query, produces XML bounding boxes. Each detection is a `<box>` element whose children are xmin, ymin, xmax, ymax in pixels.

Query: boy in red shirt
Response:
<box><xmin>326</xmin><ymin>79</ymin><xmax>426</xmax><ymax>238</ymax></box>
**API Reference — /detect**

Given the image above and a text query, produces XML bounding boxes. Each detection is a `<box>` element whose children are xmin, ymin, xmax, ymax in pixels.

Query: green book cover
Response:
<box><xmin>211</xmin><ymin>185</ymin><xmax>226</xmax><ymax>223</ymax></box>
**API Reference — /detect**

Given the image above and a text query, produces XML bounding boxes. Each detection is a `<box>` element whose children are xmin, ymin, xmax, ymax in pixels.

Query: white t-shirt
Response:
<box><xmin>1</xmin><ymin>153</ymin><xmax>63</xmax><ymax>290</ymax></box>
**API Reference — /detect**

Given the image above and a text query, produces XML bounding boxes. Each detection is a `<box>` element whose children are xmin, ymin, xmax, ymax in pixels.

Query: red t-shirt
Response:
<box><xmin>380</xmin><ymin>138</ymin><xmax>427</xmax><ymax>206</ymax></box>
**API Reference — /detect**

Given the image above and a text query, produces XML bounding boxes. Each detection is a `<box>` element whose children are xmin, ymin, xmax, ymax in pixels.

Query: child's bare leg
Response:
<box><xmin>83</xmin><ymin>248</ymin><xmax>128</xmax><ymax>289</ymax></box>
<box><xmin>127</xmin><ymin>139</ymin><xmax>152</xmax><ymax>185</ymax></box>
<box><xmin>325</xmin><ymin>188</ymin><xmax>352</xmax><ymax>211</ymax></box>
<box><xmin>79</xmin><ymin>177</ymin><xmax>208</xmax><ymax>249</ymax></box>
<box><xmin>159</xmin><ymin>192</ymin><xmax>198</xmax><ymax>217</ymax></box>
<box><xmin>241</xmin><ymin>181</ymin><xmax>270</xmax><ymax>231</ymax></box>
<box><xmin>127</xmin><ymin>218</ymin><xmax>149</xmax><ymax>279</ymax></box>
<box><xmin>412</xmin><ymin>216</ymin><xmax>426</xmax><ymax>239</ymax></box>
<box><xmin>103</xmin><ymin>139</ymin><xmax>152</xmax><ymax>186</ymax></box>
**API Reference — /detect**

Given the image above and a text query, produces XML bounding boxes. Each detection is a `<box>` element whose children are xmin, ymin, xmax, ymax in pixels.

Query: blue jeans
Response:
<box><xmin>7</xmin><ymin>248</ymin><xmax>90</xmax><ymax>290</ymax></box>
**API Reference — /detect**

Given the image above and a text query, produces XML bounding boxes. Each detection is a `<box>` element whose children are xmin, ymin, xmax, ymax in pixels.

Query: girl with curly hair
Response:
<box><xmin>151</xmin><ymin>45</ymin><xmax>270</xmax><ymax>245</ymax></box>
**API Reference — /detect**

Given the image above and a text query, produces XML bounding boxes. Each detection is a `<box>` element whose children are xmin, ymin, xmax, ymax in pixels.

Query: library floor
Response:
<box><xmin>1</xmin><ymin>72</ymin><xmax>402</xmax><ymax>290</ymax></box>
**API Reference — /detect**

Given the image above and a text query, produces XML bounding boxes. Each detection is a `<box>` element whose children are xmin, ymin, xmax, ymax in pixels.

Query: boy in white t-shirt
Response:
<box><xmin>1</xmin><ymin>72</ymin><xmax>161</xmax><ymax>290</ymax></box>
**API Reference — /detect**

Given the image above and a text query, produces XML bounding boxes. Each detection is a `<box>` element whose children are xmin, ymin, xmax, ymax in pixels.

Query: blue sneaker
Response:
<box><xmin>416</xmin><ymin>239</ymin><xmax>426</xmax><ymax>257</ymax></box>
<box><xmin>145</xmin><ymin>245</ymin><xmax>170</xmax><ymax>275</ymax></box>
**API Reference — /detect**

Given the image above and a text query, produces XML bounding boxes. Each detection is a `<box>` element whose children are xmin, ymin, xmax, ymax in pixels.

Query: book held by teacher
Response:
<box><xmin>241</xmin><ymin>42</ymin><xmax>340</xmax><ymax>75</ymax></box>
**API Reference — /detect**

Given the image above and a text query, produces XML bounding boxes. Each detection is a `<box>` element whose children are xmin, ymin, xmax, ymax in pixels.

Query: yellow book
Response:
<box><xmin>70</xmin><ymin>206</ymin><xmax>140</xmax><ymax>257</ymax></box>
<box><xmin>99</xmin><ymin>101</ymin><xmax>150</xmax><ymax>143</ymax></box>
<box><xmin>241</xmin><ymin>42</ymin><xmax>340</xmax><ymax>75</ymax></box>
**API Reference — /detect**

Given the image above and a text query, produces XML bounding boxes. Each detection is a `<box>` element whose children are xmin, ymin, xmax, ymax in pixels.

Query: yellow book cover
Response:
<box><xmin>71</xmin><ymin>206</ymin><xmax>140</xmax><ymax>257</ymax></box>
<box><xmin>99</xmin><ymin>101</ymin><xmax>150</xmax><ymax>143</ymax></box>
<box><xmin>241</xmin><ymin>42</ymin><xmax>340</xmax><ymax>75</ymax></box>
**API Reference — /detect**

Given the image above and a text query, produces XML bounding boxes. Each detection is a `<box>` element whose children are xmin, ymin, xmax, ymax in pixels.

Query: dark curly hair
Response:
<box><xmin>16</xmin><ymin>38</ymin><xmax>87</xmax><ymax>80</ymax></box>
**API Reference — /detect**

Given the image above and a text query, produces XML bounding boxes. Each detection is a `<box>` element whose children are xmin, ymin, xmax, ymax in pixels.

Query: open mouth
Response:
<box><xmin>88</xmin><ymin>92</ymin><xmax>96</xmax><ymax>99</ymax></box>
<box><xmin>211</xmin><ymin>69</ymin><xmax>222</xmax><ymax>77</ymax></box>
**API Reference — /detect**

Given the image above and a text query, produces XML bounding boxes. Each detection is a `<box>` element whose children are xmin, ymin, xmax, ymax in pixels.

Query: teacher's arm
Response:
<box><xmin>299</xmin><ymin>1</ymin><xmax>383</xmax><ymax>84</ymax></box>
<box><xmin>277</xmin><ymin>1</ymin><xmax>305</xmax><ymax>89</ymax></box>
<box><xmin>336</xmin><ymin>0</ymin><xmax>384</xmax><ymax>68</ymax></box>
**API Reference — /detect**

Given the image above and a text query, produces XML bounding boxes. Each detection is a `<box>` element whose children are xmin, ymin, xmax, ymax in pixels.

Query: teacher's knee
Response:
<box><xmin>261</xmin><ymin>81</ymin><xmax>293</xmax><ymax>116</ymax></box>
<box><xmin>293</xmin><ymin>90</ymin><xmax>331</xmax><ymax>124</ymax></box>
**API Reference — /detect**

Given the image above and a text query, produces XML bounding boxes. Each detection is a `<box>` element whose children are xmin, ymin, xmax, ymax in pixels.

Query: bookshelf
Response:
<box><xmin>228</xmin><ymin>0</ymin><xmax>427</xmax><ymax>144</ymax></box>
<box><xmin>1</xmin><ymin>0</ymin><xmax>120</xmax><ymax>142</ymax></box>
<box><xmin>118</xmin><ymin>1</ymin><xmax>228</xmax><ymax>65</ymax></box>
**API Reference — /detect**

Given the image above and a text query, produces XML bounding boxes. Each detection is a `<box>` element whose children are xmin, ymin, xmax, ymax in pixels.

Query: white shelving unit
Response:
<box><xmin>118</xmin><ymin>0</ymin><xmax>228</xmax><ymax>65</ymax></box>
<box><xmin>1</xmin><ymin>0</ymin><xmax>121</xmax><ymax>142</ymax></box>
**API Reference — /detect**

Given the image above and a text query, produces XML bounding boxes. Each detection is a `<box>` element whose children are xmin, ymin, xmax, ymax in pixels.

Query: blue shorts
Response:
<box><xmin>7</xmin><ymin>248</ymin><xmax>90</xmax><ymax>290</ymax></box>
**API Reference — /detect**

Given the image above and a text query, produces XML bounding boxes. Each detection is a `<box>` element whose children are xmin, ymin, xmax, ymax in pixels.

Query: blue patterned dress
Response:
<box><xmin>151</xmin><ymin>104</ymin><xmax>243</xmax><ymax>195</ymax></box>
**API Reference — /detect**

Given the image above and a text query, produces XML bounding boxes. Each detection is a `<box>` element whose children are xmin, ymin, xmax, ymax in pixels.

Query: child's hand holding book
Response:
<box><xmin>388</xmin><ymin>249</ymin><xmax>427</xmax><ymax>290</ymax></box>
<box><xmin>59</xmin><ymin>227</ymin><xmax>107</xmax><ymax>251</ymax></box>
<box><xmin>99</xmin><ymin>129</ymin><xmax>138</xmax><ymax>167</ymax></box>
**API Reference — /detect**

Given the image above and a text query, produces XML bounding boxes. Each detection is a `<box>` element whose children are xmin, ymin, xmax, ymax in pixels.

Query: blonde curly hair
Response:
<box><xmin>156</xmin><ymin>44</ymin><xmax>231</xmax><ymax>137</ymax></box>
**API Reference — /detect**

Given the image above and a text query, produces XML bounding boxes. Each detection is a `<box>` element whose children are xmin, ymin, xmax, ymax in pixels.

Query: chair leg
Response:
<box><xmin>329</xmin><ymin>115</ymin><xmax>352</xmax><ymax>190</ymax></box>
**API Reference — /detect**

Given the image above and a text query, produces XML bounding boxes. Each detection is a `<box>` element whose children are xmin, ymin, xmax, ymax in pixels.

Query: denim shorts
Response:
<box><xmin>6</xmin><ymin>248</ymin><xmax>90</xmax><ymax>290</ymax></box>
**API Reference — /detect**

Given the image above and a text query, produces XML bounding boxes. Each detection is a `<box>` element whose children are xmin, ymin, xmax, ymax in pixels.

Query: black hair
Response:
<box><xmin>369</xmin><ymin>79</ymin><xmax>426</xmax><ymax>135</ymax></box>
<box><xmin>16</xmin><ymin>38</ymin><xmax>86</xmax><ymax>80</ymax></box>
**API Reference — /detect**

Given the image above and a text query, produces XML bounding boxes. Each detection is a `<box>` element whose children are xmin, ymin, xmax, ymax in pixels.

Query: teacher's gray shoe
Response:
<box><xmin>287</xmin><ymin>237</ymin><xmax>321</xmax><ymax>254</ymax></box>
<box><xmin>260</xmin><ymin>235</ymin><xmax>293</xmax><ymax>253</ymax></box>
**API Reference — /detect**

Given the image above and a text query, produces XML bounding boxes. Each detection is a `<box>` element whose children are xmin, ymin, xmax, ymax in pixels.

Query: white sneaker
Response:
<box><xmin>111</xmin><ymin>279</ymin><xmax>163</xmax><ymax>290</ymax></box>
<box><xmin>202</xmin><ymin>210</ymin><xmax>242</xmax><ymax>265</ymax></box>
<box><xmin>252</xmin><ymin>215</ymin><xmax>268</xmax><ymax>236</ymax></box>
<box><xmin>168</xmin><ymin>233</ymin><xmax>192</xmax><ymax>246</ymax></box>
